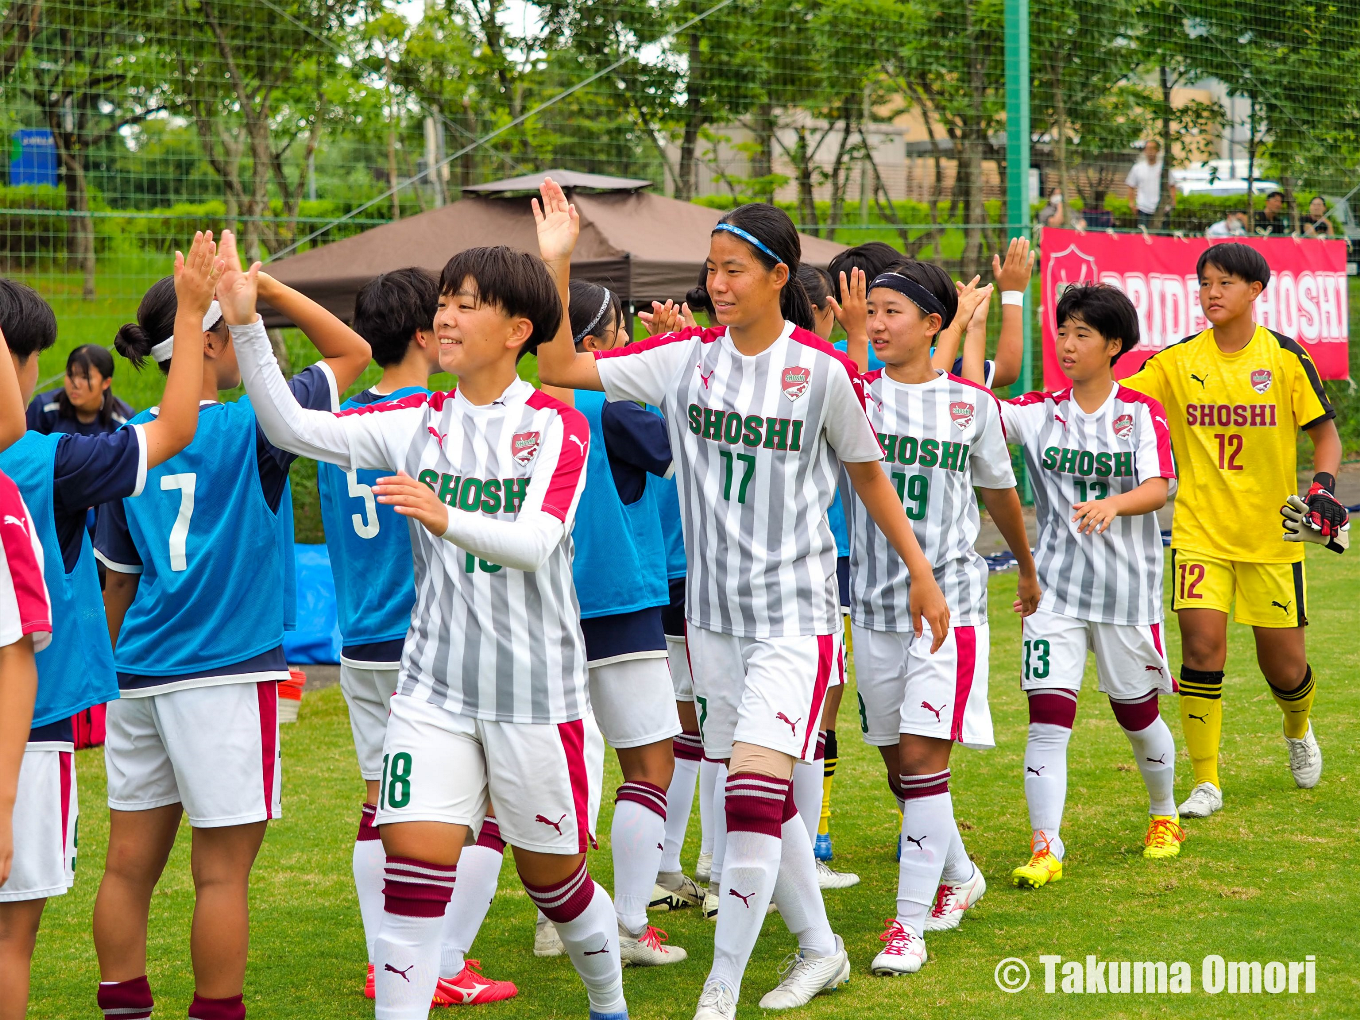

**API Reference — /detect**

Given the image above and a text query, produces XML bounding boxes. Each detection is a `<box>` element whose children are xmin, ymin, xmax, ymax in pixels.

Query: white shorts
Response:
<box><xmin>376</xmin><ymin>694</ymin><xmax>602</xmax><ymax>854</ymax></box>
<box><xmin>852</xmin><ymin>622</ymin><xmax>994</xmax><ymax>749</ymax></box>
<box><xmin>686</xmin><ymin>628</ymin><xmax>837</xmax><ymax>762</ymax></box>
<box><xmin>589</xmin><ymin>657</ymin><xmax>682</xmax><ymax>749</ymax></box>
<box><xmin>341</xmin><ymin>663</ymin><xmax>397</xmax><ymax>780</ymax></box>
<box><xmin>0</xmin><ymin>744</ymin><xmax>75</xmax><ymax>902</ymax></box>
<box><xmin>666</xmin><ymin>634</ymin><xmax>693</xmax><ymax>702</ymax></box>
<box><xmin>1021</xmin><ymin>608</ymin><xmax>1173</xmax><ymax>699</ymax></box>
<box><xmin>105</xmin><ymin>682</ymin><xmax>282</xmax><ymax>828</ymax></box>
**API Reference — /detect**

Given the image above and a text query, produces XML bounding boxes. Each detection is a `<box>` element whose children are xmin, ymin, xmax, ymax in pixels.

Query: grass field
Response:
<box><xmin>27</xmin><ymin>546</ymin><xmax>1358</xmax><ymax>1019</ymax></box>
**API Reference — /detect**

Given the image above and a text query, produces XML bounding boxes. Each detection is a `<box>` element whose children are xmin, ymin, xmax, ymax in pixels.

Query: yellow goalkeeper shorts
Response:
<box><xmin>1170</xmin><ymin>550</ymin><xmax>1307</xmax><ymax>628</ymax></box>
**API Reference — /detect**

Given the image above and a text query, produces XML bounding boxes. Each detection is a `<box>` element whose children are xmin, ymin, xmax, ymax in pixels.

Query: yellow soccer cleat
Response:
<box><xmin>1011</xmin><ymin>835</ymin><xmax>1063</xmax><ymax>889</ymax></box>
<box><xmin>1143</xmin><ymin>814</ymin><xmax>1185</xmax><ymax>859</ymax></box>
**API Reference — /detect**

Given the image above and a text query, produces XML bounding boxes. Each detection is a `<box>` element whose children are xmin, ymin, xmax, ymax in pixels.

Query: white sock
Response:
<box><xmin>547</xmin><ymin>879</ymin><xmax>627</xmax><ymax>1015</ymax></box>
<box><xmin>353</xmin><ymin>805</ymin><xmax>385</xmax><ymax>962</ymax></box>
<box><xmin>1024</xmin><ymin>722</ymin><xmax>1072</xmax><ymax>860</ymax></box>
<box><xmin>897</xmin><ymin>772</ymin><xmax>954</xmax><ymax>935</ymax></box>
<box><xmin>699</xmin><ymin>759</ymin><xmax>721</xmax><ymax>855</ymax></box>
<box><xmin>375</xmin><ymin>911</ymin><xmax>445</xmax><ymax>1020</ymax></box>
<box><xmin>661</xmin><ymin>750</ymin><xmax>700</xmax><ymax>873</ymax></box>
<box><xmin>612</xmin><ymin>782</ymin><xmax>668</xmax><ymax>933</ymax></box>
<box><xmin>941</xmin><ymin>824</ymin><xmax>973</xmax><ymax>884</ymax></box>
<box><xmin>708</xmin><ymin>774</ymin><xmax>788</xmax><ymax>999</ymax></box>
<box><xmin>1123</xmin><ymin>715</ymin><xmax>1177</xmax><ymax>816</ymax></box>
<box><xmin>439</xmin><ymin>842</ymin><xmax>504</xmax><ymax>978</ymax></box>
<box><xmin>709</xmin><ymin>763</ymin><xmax>729</xmax><ymax>885</ymax></box>
<box><xmin>770</xmin><ymin>814</ymin><xmax>835</xmax><ymax>956</ymax></box>
<box><xmin>792</xmin><ymin>758</ymin><xmax>824</xmax><ymax>848</ymax></box>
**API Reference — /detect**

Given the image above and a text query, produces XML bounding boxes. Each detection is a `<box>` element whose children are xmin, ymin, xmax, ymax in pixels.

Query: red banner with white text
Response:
<box><xmin>1039</xmin><ymin>229</ymin><xmax>1349</xmax><ymax>390</ymax></box>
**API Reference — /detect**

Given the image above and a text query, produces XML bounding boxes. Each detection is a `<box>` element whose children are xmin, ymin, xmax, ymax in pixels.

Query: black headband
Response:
<box><xmin>869</xmin><ymin>272</ymin><xmax>951</xmax><ymax>327</ymax></box>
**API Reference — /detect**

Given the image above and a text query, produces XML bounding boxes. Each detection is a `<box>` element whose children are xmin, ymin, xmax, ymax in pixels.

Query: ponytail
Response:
<box><xmin>116</xmin><ymin>275</ymin><xmax>224</xmax><ymax>374</ymax></box>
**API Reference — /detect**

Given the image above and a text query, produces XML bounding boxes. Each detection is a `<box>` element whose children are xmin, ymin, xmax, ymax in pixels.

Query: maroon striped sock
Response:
<box><xmin>476</xmin><ymin>817</ymin><xmax>506</xmax><ymax>854</ymax></box>
<box><xmin>616</xmin><ymin>780</ymin><xmax>667</xmax><ymax>820</ymax></box>
<box><xmin>356</xmin><ymin>802</ymin><xmax>379</xmax><ymax>842</ymax></box>
<box><xmin>98</xmin><ymin>976</ymin><xmax>153</xmax><ymax>1020</ymax></box>
<box><xmin>383</xmin><ymin>856</ymin><xmax>457</xmax><ymax>917</ymax></box>
<box><xmin>188</xmin><ymin>992</ymin><xmax>245</xmax><ymax>1020</ymax></box>
<box><xmin>523</xmin><ymin>859</ymin><xmax>594</xmax><ymax>924</ymax></box>
<box><xmin>725</xmin><ymin>773</ymin><xmax>790</xmax><ymax>838</ymax></box>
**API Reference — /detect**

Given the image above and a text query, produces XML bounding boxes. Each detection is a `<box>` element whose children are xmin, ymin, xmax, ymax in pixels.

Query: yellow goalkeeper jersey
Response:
<box><xmin>1123</xmin><ymin>325</ymin><xmax>1334</xmax><ymax>563</ymax></box>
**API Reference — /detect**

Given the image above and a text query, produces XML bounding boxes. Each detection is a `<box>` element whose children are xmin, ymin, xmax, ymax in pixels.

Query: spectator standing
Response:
<box><xmin>1259</xmin><ymin>191</ymin><xmax>1293</xmax><ymax>235</ymax></box>
<box><xmin>25</xmin><ymin>344</ymin><xmax>132</xmax><ymax>438</ymax></box>
<box><xmin>1301</xmin><ymin>196</ymin><xmax>1334</xmax><ymax>237</ymax></box>
<box><xmin>1126</xmin><ymin>140</ymin><xmax>1171</xmax><ymax>228</ymax></box>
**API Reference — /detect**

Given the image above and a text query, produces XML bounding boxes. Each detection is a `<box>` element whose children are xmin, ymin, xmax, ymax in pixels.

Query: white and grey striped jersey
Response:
<box><xmin>596</xmin><ymin>321</ymin><xmax>883</xmax><ymax>638</ymax></box>
<box><xmin>1001</xmin><ymin>384</ymin><xmax>1175</xmax><ymax>626</ymax></box>
<box><xmin>848</xmin><ymin>370</ymin><xmax>1014</xmax><ymax>630</ymax></box>
<box><xmin>312</xmin><ymin>379</ymin><xmax>589</xmax><ymax>724</ymax></box>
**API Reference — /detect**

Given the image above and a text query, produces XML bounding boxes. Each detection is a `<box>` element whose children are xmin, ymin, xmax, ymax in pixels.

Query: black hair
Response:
<box><xmin>0</xmin><ymin>278</ymin><xmax>57</xmax><ymax>359</ymax></box>
<box><xmin>796</xmin><ymin>264</ymin><xmax>834</xmax><ymax>309</ymax></box>
<box><xmin>115</xmin><ymin>275</ymin><xmax>226</xmax><ymax>373</ymax></box>
<box><xmin>353</xmin><ymin>267</ymin><xmax>440</xmax><ymax>367</ymax></box>
<box><xmin>1266</xmin><ymin>190</ymin><xmax>1285</xmax><ymax>201</ymax></box>
<box><xmin>1055</xmin><ymin>283</ymin><xmax>1140</xmax><ymax>363</ymax></box>
<box><xmin>881</xmin><ymin>259</ymin><xmax>959</xmax><ymax>329</ymax></box>
<box><xmin>60</xmin><ymin>344</ymin><xmax>120</xmax><ymax>426</ymax></box>
<box><xmin>827</xmin><ymin>242</ymin><xmax>901</xmax><ymax>302</ymax></box>
<box><xmin>713</xmin><ymin>204</ymin><xmax>815</xmax><ymax>331</ymax></box>
<box><xmin>1196</xmin><ymin>242</ymin><xmax>1270</xmax><ymax>288</ymax></box>
<box><xmin>568</xmin><ymin>280</ymin><xmax>623</xmax><ymax>349</ymax></box>
<box><xmin>438</xmin><ymin>246</ymin><xmax>563</xmax><ymax>359</ymax></box>
<box><xmin>685</xmin><ymin>263</ymin><xmax>713</xmax><ymax>318</ymax></box>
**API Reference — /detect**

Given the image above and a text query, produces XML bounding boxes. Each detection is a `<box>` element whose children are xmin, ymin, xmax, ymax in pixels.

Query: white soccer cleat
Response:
<box><xmin>1177</xmin><ymin>781</ymin><xmax>1223</xmax><ymax>818</ymax></box>
<box><xmin>815</xmin><ymin>860</ymin><xmax>860</xmax><ymax>890</ymax></box>
<box><xmin>693</xmin><ymin>980</ymin><xmax>737</xmax><ymax>1020</ymax></box>
<box><xmin>650</xmin><ymin>870</ymin><xmax>704</xmax><ymax>910</ymax></box>
<box><xmin>1285</xmin><ymin>723</ymin><xmax>1322</xmax><ymax>788</ymax></box>
<box><xmin>695</xmin><ymin>850</ymin><xmax>713</xmax><ymax>885</ymax></box>
<box><xmin>924</xmin><ymin>864</ymin><xmax>986</xmax><ymax>931</ymax></box>
<box><xmin>757</xmin><ymin>934</ymin><xmax>850</xmax><ymax>1009</ymax></box>
<box><xmin>703</xmin><ymin>883</ymin><xmax>719</xmax><ymax>919</ymax></box>
<box><xmin>871</xmin><ymin>919</ymin><xmax>927</xmax><ymax>975</ymax></box>
<box><xmin>534</xmin><ymin>915</ymin><xmax>565</xmax><ymax>957</ymax></box>
<box><xmin>619</xmin><ymin>921</ymin><xmax>687</xmax><ymax>967</ymax></box>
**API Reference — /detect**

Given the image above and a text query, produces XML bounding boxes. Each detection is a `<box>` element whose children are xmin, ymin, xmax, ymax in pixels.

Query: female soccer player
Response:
<box><xmin>961</xmin><ymin>283</ymin><xmax>1181</xmax><ymax>884</ymax></box>
<box><xmin>845</xmin><ymin>263</ymin><xmax>1040</xmax><ymax>976</ymax></box>
<box><xmin>564</xmin><ymin>279</ymin><xmax>692</xmax><ymax>962</ymax></box>
<box><xmin>92</xmin><ymin>236</ymin><xmax>370</xmax><ymax>1020</ymax></box>
<box><xmin>26</xmin><ymin>344</ymin><xmax>133</xmax><ymax>437</ymax></box>
<box><xmin>226</xmin><ymin>234</ymin><xmax>628</xmax><ymax>1020</ymax></box>
<box><xmin>533</xmin><ymin>179</ymin><xmax>949</xmax><ymax>1018</ymax></box>
<box><xmin>0</xmin><ymin>237</ymin><xmax>212</xmax><ymax>1020</ymax></box>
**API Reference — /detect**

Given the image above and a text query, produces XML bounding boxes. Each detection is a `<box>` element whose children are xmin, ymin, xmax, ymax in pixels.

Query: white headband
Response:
<box><xmin>150</xmin><ymin>300</ymin><xmax>221</xmax><ymax>362</ymax></box>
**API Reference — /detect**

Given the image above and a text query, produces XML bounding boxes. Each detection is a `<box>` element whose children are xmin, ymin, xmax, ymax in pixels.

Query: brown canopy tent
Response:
<box><xmin>262</xmin><ymin>170</ymin><xmax>845</xmax><ymax>327</ymax></box>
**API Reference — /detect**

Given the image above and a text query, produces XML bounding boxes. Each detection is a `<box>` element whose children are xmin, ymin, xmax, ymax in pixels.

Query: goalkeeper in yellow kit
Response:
<box><xmin>1123</xmin><ymin>243</ymin><xmax>1346</xmax><ymax>818</ymax></box>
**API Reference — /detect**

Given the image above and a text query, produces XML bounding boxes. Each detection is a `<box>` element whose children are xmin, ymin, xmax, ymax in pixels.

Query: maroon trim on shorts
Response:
<box><xmin>950</xmin><ymin>626</ymin><xmax>976</xmax><ymax>743</ymax></box>
<box><xmin>557</xmin><ymin>719</ymin><xmax>591</xmax><ymax>852</ymax></box>
<box><xmin>256</xmin><ymin>681</ymin><xmax>278</xmax><ymax>820</ymax></box>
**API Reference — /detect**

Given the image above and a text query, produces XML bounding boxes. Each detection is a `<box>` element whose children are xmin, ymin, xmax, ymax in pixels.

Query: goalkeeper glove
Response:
<box><xmin>1281</xmin><ymin>477</ymin><xmax>1349</xmax><ymax>554</ymax></box>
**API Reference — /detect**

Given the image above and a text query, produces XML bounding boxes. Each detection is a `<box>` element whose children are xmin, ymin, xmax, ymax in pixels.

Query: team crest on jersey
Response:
<box><xmin>948</xmin><ymin>401</ymin><xmax>975</xmax><ymax>430</ymax></box>
<box><xmin>1112</xmin><ymin>413</ymin><xmax>1134</xmax><ymax>440</ymax></box>
<box><xmin>511</xmin><ymin>431</ymin><xmax>541</xmax><ymax>465</ymax></box>
<box><xmin>1251</xmin><ymin>368</ymin><xmax>1272</xmax><ymax>393</ymax></box>
<box><xmin>781</xmin><ymin>366</ymin><xmax>810</xmax><ymax>401</ymax></box>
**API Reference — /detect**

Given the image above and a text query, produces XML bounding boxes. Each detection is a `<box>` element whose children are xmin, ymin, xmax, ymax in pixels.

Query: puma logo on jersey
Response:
<box><xmin>920</xmin><ymin>700</ymin><xmax>945</xmax><ymax>722</ymax></box>
<box><xmin>1190</xmin><ymin>372</ymin><xmax>1209</xmax><ymax>388</ymax></box>
<box><xmin>384</xmin><ymin>963</ymin><xmax>414</xmax><ymax>982</ymax></box>
<box><xmin>1026</xmin><ymin>766</ymin><xmax>1044</xmax><ymax>776</ymax></box>
<box><xmin>535</xmin><ymin>813</ymin><xmax>567</xmax><ymax>834</ymax></box>
<box><xmin>1188</xmin><ymin>712</ymin><xmax>1208</xmax><ymax>723</ymax></box>
<box><xmin>728</xmin><ymin>888</ymin><xmax>756</xmax><ymax>908</ymax></box>
<box><xmin>1271</xmin><ymin>600</ymin><xmax>1292</xmax><ymax>614</ymax></box>
<box><xmin>903</xmin><ymin>834</ymin><xmax>926</xmax><ymax>850</ymax></box>
<box><xmin>566</xmin><ymin>434</ymin><xmax>587</xmax><ymax>456</ymax></box>
<box><xmin>583</xmin><ymin>941</ymin><xmax>611</xmax><ymax>956</ymax></box>
<box><xmin>2</xmin><ymin>515</ymin><xmax>24</xmax><ymax>529</ymax></box>
<box><xmin>1146</xmin><ymin>754</ymin><xmax>1167</xmax><ymax>764</ymax></box>
<box><xmin>698</xmin><ymin>366</ymin><xmax>715</xmax><ymax>389</ymax></box>
<box><xmin>427</xmin><ymin>426</ymin><xmax>448</xmax><ymax>449</ymax></box>
<box><xmin>775</xmin><ymin>712</ymin><xmax>801</xmax><ymax>734</ymax></box>
<box><xmin>1145</xmin><ymin>665</ymin><xmax>1165</xmax><ymax>676</ymax></box>
<box><xmin>1053</xmin><ymin>414</ymin><xmax>1068</xmax><ymax>429</ymax></box>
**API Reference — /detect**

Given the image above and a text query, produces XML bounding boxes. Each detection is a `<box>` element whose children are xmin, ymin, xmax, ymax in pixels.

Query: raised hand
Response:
<box><xmin>173</xmin><ymin>231</ymin><xmax>224</xmax><ymax>319</ymax></box>
<box><xmin>967</xmin><ymin>283</ymin><xmax>992</xmax><ymax>331</ymax></box>
<box><xmin>532</xmin><ymin>177</ymin><xmax>580</xmax><ymax>265</ymax></box>
<box><xmin>994</xmin><ymin>236</ymin><xmax>1035</xmax><ymax>292</ymax></box>
<box><xmin>638</xmin><ymin>300</ymin><xmax>687</xmax><ymax>337</ymax></box>
<box><xmin>214</xmin><ymin>229</ymin><xmax>261</xmax><ymax>326</ymax></box>
<box><xmin>953</xmin><ymin>276</ymin><xmax>993</xmax><ymax>327</ymax></box>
